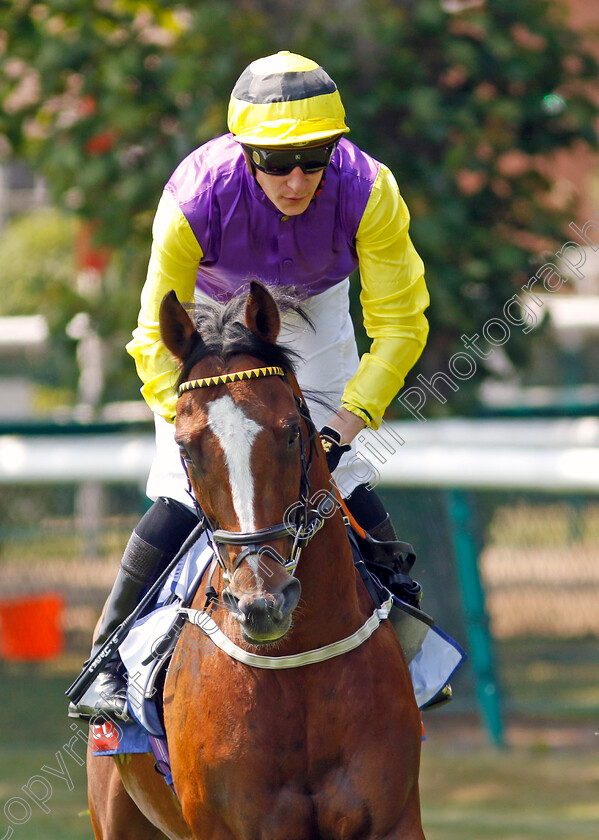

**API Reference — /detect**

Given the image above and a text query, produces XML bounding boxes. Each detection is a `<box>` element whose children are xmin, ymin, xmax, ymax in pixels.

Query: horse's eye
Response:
<box><xmin>287</xmin><ymin>425</ymin><xmax>300</xmax><ymax>448</ymax></box>
<box><xmin>177</xmin><ymin>441</ymin><xmax>193</xmax><ymax>464</ymax></box>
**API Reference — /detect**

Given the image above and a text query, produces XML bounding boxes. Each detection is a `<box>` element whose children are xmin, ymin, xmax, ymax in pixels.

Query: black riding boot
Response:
<box><xmin>68</xmin><ymin>497</ymin><xmax>198</xmax><ymax>720</ymax></box>
<box><xmin>344</xmin><ymin>484</ymin><xmax>422</xmax><ymax>608</ymax></box>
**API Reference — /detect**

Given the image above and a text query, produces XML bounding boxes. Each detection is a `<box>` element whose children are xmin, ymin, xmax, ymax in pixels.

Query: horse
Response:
<box><xmin>87</xmin><ymin>281</ymin><xmax>425</xmax><ymax>840</ymax></box>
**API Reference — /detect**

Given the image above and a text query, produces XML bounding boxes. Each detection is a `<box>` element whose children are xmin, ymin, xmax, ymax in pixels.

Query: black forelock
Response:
<box><xmin>178</xmin><ymin>285</ymin><xmax>312</xmax><ymax>384</ymax></box>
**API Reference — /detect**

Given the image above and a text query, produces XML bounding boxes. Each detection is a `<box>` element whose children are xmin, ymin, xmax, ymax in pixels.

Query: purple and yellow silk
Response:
<box><xmin>127</xmin><ymin>136</ymin><xmax>429</xmax><ymax>427</ymax></box>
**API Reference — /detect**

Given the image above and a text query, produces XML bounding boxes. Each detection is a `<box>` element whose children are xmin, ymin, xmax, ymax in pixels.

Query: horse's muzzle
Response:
<box><xmin>223</xmin><ymin>575</ymin><xmax>301</xmax><ymax>643</ymax></box>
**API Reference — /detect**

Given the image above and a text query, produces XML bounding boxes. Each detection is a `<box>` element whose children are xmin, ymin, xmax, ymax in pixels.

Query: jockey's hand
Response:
<box><xmin>319</xmin><ymin>425</ymin><xmax>351</xmax><ymax>473</ymax></box>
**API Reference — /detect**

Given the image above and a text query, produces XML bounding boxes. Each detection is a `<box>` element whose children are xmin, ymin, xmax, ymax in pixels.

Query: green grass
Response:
<box><xmin>420</xmin><ymin>635</ymin><xmax>599</xmax><ymax>839</ymax></box>
<box><xmin>0</xmin><ymin>662</ymin><xmax>91</xmax><ymax>840</ymax></box>
<box><xmin>420</xmin><ymin>716</ymin><xmax>599</xmax><ymax>839</ymax></box>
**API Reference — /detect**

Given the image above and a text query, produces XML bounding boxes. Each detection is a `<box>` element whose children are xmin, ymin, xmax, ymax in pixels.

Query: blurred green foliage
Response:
<box><xmin>0</xmin><ymin>208</ymin><xmax>76</xmax><ymax>321</ymax></box>
<box><xmin>0</xmin><ymin>209</ymin><xmax>79</xmax><ymax>397</ymax></box>
<box><xmin>0</xmin><ymin>0</ymin><xmax>597</xmax><ymax>414</ymax></box>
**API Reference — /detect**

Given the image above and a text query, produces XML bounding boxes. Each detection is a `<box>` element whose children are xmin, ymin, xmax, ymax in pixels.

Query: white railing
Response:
<box><xmin>1</xmin><ymin>417</ymin><xmax>599</xmax><ymax>492</ymax></box>
<box><xmin>356</xmin><ymin>417</ymin><xmax>599</xmax><ymax>493</ymax></box>
<box><xmin>0</xmin><ymin>432</ymin><xmax>155</xmax><ymax>484</ymax></box>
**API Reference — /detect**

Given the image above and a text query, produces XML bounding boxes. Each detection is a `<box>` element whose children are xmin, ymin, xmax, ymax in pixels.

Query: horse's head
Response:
<box><xmin>160</xmin><ymin>282</ymin><xmax>317</xmax><ymax>645</ymax></box>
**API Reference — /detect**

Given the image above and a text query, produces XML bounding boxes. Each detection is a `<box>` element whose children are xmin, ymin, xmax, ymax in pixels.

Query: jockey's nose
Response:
<box><xmin>286</xmin><ymin>166</ymin><xmax>310</xmax><ymax>189</ymax></box>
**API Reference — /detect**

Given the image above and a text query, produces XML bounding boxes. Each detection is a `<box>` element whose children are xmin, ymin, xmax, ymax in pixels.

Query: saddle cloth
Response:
<box><xmin>92</xmin><ymin>531</ymin><xmax>465</xmax><ymax>766</ymax></box>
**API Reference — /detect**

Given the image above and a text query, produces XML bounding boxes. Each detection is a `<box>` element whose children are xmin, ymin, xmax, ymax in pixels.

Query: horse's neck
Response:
<box><xmin>291</xmin><ymin>472</ymin><xmax>366</xmax><ymax>642</ymax></box>
<box><xmin>303</xmin><ymin>514</ymin><xmax>358</xmax><ymax>600</ymax></box>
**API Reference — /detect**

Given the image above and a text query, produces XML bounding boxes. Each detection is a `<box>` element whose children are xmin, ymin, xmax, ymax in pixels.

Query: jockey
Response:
<box><xmin>69</xmin><ymin>50</ymin><xmax>430</xmax><ymax>720</ymax></box>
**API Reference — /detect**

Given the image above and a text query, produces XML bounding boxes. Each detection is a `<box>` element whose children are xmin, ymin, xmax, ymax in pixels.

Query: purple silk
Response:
<box><xmin>165</xmin><ymin>135</ymin><xmax>380</xmax><ymax>300</ymax></box>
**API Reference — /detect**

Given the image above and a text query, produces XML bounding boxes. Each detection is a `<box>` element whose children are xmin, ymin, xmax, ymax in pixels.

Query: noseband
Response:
<box><xmin>177</xmin><ymin>366</ymin><xmax>330</xmax><ymax>578</ymax></box>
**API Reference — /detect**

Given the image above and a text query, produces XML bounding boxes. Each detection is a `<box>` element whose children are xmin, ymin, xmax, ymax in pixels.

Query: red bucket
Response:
<box><xmin>0</xmin><ymin>593</ymin><xmax>64</xmax><ymax>661</ymax></box>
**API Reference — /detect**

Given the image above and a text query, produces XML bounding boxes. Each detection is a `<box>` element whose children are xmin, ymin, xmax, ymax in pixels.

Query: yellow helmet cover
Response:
<box><xmin>227</xmin><ymin>51</ymin><xmax>350</xmax><ymax>147</ymax></box>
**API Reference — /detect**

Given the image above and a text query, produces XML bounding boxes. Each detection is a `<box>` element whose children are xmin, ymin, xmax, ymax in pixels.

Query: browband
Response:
<box><xmin>178</xmin><ymin>366</ymin><xmax>285</xmax><ymax>396</ymax></box>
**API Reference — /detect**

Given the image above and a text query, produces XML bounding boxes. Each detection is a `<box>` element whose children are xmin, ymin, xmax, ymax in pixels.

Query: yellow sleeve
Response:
<box><xmin>342</xmin><ymin>164</ymin><xmax>430</xmax><ymax>429</ymax></box>
<box><xmin>126</xmin><ymin>191</ymin><xmax>203</xmax><ymax>422</ymax></box>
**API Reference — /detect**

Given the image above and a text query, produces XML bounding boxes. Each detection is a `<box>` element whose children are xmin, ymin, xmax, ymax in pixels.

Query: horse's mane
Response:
<box><xmin>179</xmin><ymin>285</ymin><xmax>312</xmax><ymax>384</ymax></box>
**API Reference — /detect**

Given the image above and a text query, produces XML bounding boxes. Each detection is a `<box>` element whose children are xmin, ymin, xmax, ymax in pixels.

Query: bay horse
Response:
<box><xmin>87</xmin><ymin>282</ymin><xmax>425</xmax><ymax>840</ymax></box>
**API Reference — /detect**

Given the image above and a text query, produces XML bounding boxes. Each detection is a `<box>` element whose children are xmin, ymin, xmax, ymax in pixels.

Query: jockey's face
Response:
<box><xmin>254</xmin><ymin>166</ymin><xmax>323</xmax><ymax>216</ymax></box>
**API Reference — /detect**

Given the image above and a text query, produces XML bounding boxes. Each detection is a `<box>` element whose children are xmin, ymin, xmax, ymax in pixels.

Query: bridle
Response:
<box><xmin>176</xmin><ymin>364</ymin><xmax>396</xmax><ymax>670</ymax></box>
<box><xmin>177</xmin><ymin>365</ymin><xmax>334</xmax><ymax>580</ymax></box>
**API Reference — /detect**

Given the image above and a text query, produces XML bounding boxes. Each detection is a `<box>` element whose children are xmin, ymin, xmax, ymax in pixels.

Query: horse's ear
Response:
<box><xmin>160</xmin><ymin>291</ymin><xmax>197</xmax><ymax>362</ymax></box>
<box><xmin>245</xmin><ymin>281</ymin><xmax>280</xmax><ymax>343</ymax></box>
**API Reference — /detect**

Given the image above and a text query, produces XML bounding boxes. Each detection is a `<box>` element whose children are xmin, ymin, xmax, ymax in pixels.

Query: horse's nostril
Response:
<box><xmin>280</xmin><ymin>577</ymin><xmax>301</xmax><ymax>614</ymax></box>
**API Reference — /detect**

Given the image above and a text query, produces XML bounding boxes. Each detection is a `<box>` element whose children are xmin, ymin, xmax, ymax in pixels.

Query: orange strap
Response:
<box><xmin>331</xmin><ymin>480</ymin><xmax>367</xmax><ymax>540</ymax></box>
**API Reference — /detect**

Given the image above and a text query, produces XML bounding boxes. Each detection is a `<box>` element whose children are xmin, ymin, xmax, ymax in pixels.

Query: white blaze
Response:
<box><xmin>207</xmin><ymin>394</ymin><xmax>261</xmax><ymax>532</ymax></box>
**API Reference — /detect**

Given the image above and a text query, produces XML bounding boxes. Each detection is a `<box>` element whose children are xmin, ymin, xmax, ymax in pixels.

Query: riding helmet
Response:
<box><xmin>227</xmin><ymin>50</ymin><xmax>350</xmax><ymax>147</ymax></box>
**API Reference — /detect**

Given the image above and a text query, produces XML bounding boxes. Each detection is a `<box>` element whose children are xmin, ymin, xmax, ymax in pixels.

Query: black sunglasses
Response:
<box><xmin>242</xmin><ymin>141</ymin><xmax>338</xmax><ymax>176</ymax></box>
